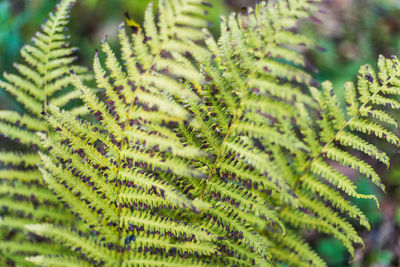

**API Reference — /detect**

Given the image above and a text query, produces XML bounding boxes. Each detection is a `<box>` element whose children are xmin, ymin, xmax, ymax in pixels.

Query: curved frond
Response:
<box><xmin>275</xmin><ymin>55</ymin><xmax>400</xmax><ymax>265</ymax></box>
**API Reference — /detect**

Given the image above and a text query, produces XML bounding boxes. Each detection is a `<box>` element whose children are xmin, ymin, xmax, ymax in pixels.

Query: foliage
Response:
<box><xmin>0</xmin><ymin>0</ymin><xmax>90</xmax><ymax>265</ymax></box>
<box><xmin>1</xmin><ymin>0</ymin><xmax>400</xmax><ymax>266</ymax></box>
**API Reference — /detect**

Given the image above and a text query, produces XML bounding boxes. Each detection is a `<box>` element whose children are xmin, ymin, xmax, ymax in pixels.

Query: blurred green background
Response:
<box><xmin>1</xmin><ymin>0</ymin><xmax>399</xmax><ymax>266</ymax></box>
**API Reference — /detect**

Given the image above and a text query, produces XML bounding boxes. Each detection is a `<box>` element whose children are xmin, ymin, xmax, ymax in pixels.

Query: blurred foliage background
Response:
<box><xmin>0</xmin><ymin>0</ymin><xmax>399</xmax><ymax>266</ymax></box>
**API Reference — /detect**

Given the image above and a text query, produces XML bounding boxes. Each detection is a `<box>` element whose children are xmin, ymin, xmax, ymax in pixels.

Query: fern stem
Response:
<box><xmin>192</xmin><ymin>108</ymin><xmax>242</xmax><ymax>226</ymax></box>
<box><xmin>199</xmin><ymin>108</ymin><xmax>242</xmax><ymax>200</ymax></box>
<box><xmin>114</xmin><ymin>35</ymin><xmax>160</xmax><ymax>264</ymax></box>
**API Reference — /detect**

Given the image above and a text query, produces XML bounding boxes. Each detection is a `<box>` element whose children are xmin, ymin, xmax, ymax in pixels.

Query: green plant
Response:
<box><xmin>0</xmin><ymin>0</ymin><xmax>90</xmax><ymax>265</ymax></box>
<box><xmin>1</xmin><ymin>0</ymin><xmax>400</xmax><ymax>266</ymax></box>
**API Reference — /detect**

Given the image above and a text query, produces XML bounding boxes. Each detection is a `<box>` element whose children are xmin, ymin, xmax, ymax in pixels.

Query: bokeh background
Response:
<box><xmin>1</xmin><ymin>0</ymin><xmax>400</xmax><ymax>266</ymax></box>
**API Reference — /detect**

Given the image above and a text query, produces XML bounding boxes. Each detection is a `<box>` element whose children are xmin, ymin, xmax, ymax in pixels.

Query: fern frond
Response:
<box><xmin>30</xmin><ymin>0</ymin><xmax>229</xmax><ymax>266</ymax></box>
<box><xmin>122</xmin><ymin>253</ymin><xmax>213</xmax><ymax>267</ymax></box>
<box><xmin>0</xmin><ymin>151</ymin><xmax>40</xmax><ymax>167</ymax></box>
<box><xmin>180</xmin><ymin>1</ymin><xmax>400</xmax><ymax>265</ymax></box>
<box><xmin>167</xmin><ymin>1</ymin><xmax>326</xmax><ymax>265</ymax></box>
<box><xmin>120</xmin><ymin>210</ymin><xmax>215</xmax><ymax>243</ymax></box>
<box><xmin>274</xmin><ymin>55</ymin><xmax>400</xmax><ymax>265</ymax></box>
<box><xmin>26</xmin><ymin>224</ymin><xmax>119</xmax><ymax>266</ymax></box>
<box><xmin>269</xmin><ymin>230</ymin><xmax>326</xmax><ymax>267</ymax></box>
<box><xmin>0</xmin><ymin>0</ymin><xmax>91</xmax><ymax>264</ymax></box>
<box><xmin>26</xmin><ymin>255</ymin><xmax>93</xmax><ymax>267</ymax></box>
<box><xmin>0</xmin><ymin>241</ymin><xmax>67</xmax><ymax>258</ymax></box>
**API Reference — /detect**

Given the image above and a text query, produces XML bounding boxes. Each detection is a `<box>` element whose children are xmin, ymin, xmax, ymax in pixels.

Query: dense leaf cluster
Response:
<box><xmin>1</xmin><ymin>0</ymin><xmax>400</xmax><ymax>266</ymax></box>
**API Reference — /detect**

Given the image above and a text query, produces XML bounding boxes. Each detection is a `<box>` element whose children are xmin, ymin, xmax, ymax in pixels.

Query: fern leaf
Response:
<box><xmin>29</xmin><ymin>1</ymin><xmax>226</xmax><ymax>265</ymax></box>
<box><xmin>122</xmin><ymin>254</ymin><xmax>213</xmax><ymax>267</ymax></box>
<box><xmin>26</xmin><ymin>256</ymin><xmax>93</xmax><ymax>267</ymax></box>
<box><xmin>0</xmin><ymin>0</ymin><xmax>91</xmax><ymax>264</ymax></box>
<box><xmin>276</xmin><ymin>54</ymin><xmax>400</xmax><ymax>265</ymax></box>
<box><xmin>176</xmin><ymin>1</ymin><xmax>323</xmax><ymax>265</ymax></box>
<box><xmin>269</xmin><ymin>230</ymin><xmax>326</xmax><ymax>267</ymax></box>
<box><xmin>25</xmin><ymin>224</ymin><xmax>119</xmax><ymax>266</ymax></box>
